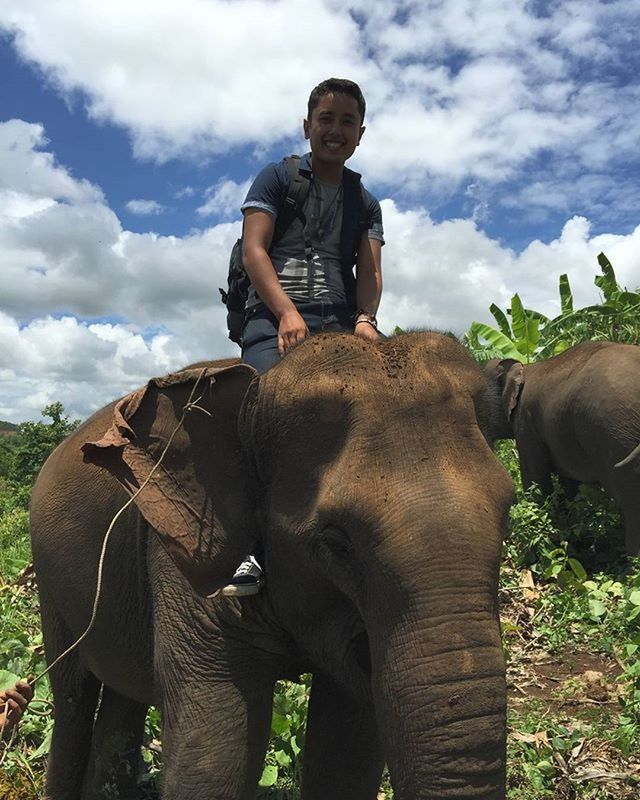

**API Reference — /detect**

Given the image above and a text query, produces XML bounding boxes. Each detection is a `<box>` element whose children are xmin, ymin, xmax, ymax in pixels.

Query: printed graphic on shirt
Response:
<box><xmin>278</xmin><ymin>180</ymin><xmax>343</xmax><ymax>301</ymax></box>
<box><xmin>247</xmin><ymin>178</ymin><xmax>346</xmax><ymax>306</ymax></box>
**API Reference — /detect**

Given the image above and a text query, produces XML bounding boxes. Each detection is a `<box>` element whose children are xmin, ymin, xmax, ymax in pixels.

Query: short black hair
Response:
<box><xmin>307</xmin><ymin>78</ymin><xmax>366</xmax><ymax>124</ymax></box>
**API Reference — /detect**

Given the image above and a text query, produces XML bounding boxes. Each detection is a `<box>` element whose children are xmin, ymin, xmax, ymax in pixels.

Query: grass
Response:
<box><xmin>1</xmin><ymin>445</ymin><xmax>639</xmax><ymax>798</ymax></box>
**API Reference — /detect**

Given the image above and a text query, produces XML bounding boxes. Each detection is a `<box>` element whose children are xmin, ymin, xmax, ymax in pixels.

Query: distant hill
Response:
<box><xmin>0</xmin><ymin>420</ymin><xmax>19</xmax><ymax>436</ymax></box>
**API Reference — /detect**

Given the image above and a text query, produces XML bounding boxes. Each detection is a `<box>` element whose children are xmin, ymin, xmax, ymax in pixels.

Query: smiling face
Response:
<box><xmin>303</xmin><ymin>91</ymin><xmax>365</xmax><ymax>180</ymax></box>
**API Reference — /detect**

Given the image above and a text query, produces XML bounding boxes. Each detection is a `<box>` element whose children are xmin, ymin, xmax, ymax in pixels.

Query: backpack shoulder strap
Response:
<box><xmin>272</xmin><ymin>155</ymin><xmax>311</xmax><ymax>244</ymax></box>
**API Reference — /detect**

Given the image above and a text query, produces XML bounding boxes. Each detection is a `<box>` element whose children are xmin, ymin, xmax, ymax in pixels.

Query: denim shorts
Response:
<box><xmin>241</xmin><ymin>300</ymin><xmax>354</xmax><ymax>374</ymax></box>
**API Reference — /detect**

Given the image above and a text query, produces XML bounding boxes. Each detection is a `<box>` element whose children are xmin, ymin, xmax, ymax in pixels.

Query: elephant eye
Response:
<box><xmin>312</xmin><ymin>525</ymin><xmax>352</xmax><ymax>564</ymax></box>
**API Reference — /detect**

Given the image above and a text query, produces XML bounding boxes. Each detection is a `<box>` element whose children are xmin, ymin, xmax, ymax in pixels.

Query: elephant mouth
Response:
<box><xmin>344</xmin><ymin>627</ymin><xmax>373</xmax><ymax>699</ymax></box>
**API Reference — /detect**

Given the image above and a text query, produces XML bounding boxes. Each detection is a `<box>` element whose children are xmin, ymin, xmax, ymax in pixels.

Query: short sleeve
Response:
<box><xmin>240</xmin><ymin>162</ymin><xmax>285</xmax><ymax>217</ymax></box>
<box><xmin>364</xmin><ymin>189</ymin><xmax>384</xmax><ymax>245</ymax></box>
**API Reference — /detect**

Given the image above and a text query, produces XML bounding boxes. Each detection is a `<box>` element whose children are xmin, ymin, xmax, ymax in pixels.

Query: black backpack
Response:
<box><xmin>219</xmin><ymin>155</ymin><xmax>311</xmax><ymax>344</ymax></box>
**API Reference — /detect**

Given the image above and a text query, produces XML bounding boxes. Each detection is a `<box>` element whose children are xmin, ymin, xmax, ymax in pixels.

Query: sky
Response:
<box><xmin>1</xmin><ymin>0</ymin><xmax>639</xmax><ymax>422</ymax></box>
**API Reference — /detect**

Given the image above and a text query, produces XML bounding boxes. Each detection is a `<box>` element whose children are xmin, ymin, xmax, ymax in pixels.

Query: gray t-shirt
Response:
<box><xmin>256</xmin><ymin>178</ymin><xmax>344</xmax><ymax>305</ymax></box>
<box><xmin>241</xmin><ymin>156</ymin><xmax>384</xmax><ymax>309</ymax></box>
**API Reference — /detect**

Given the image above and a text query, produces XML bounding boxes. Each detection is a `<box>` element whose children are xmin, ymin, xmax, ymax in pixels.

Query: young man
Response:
<box><xmin>223</xmin><ymin>78</ymin><xmax>384</xmax><ymax>595</ymax></box>
<box><xmin>240</xmin><ymin>77</ymin><xmax>384</xmax><ymax>373</ymax></box>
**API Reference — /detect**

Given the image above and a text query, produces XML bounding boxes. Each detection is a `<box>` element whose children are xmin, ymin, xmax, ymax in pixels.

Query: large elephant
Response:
<box><xmin>30</xmin><ymin>332</ymin><xmax>514</xmax><ymax>800</ymax></box>
<box><xmin>484</xmin><ymin>340</ymin><xmax>640</xmax><ymax>556</ymax></box>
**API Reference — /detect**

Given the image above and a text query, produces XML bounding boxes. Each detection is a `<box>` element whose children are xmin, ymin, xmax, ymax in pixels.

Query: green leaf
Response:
<box><xmin>489</xmin><ymin>303</ymin><xmax>512</xmax><ymax>338</ymax></box>
<box><xmin>31</xmin><ymin>727</ymin><xmax>52</xmax><ymax>759</ymax></box>
<box><xmin>524</xmin><ymin>763</ymin><xmax>546</xmax><ymax>790</ymax></box>
<box><xmin>617</xmin><ymin>291</ymin><xmax>640</xmax><ymax>308</ymax></box>
<box><xmin>515</xmin><ymin>318</ymin><xmax>540</xmax><ymax>357</ymax></box>
<box><xmin>559</xmin><ymin>273</ymin><xmax>573</xmax><ymax>314</ymax></box>
<box><xmin>0</xmin><ymin>669</ymin><xmax>20</xmax><ymax>691</ymax></box>
<box><xmin>259</xmin><ymin>764</ymin><xmax>279</xmax><ymax>788</ymax></box>
<box><xmin>588</xmin><ymin>598</ymin><xmax>607</xmax><ymax>619</ymax></box>
<box><xmin>510</xmin><ymin>294</ymin><xmax>527</xmax><ymax>341</ymax></box>
<box><xmin>468</xmin><ymin>322</ymin><xmax>527</xmax><ymax>360</ymax></box>
<box><xmin>270</xmin><ymin>712</ymin><xmax>290</xmax><ymax>737</ymax></box>
<box><xmin>536</xmin><ymin>759</ymin><xmax>556</xmax><ymax>777</ymax></box>
<box><xmin>595</xmin><ymin>252</ymin><xmax>618</xmax><ymax>300</ymax></box>
<box><xmin>275</xmin><ymin>749</ymin><xmax>291</xmax><ymax>768</ymax></box>
<box><xmin>510</xmin><ymin>295</ymin><xmax>540</xmax><ymax>357</ymax></box>
<box><xmin>567</xmin><ymin>558</ymin><xmax>587</xmax><ymax>582</ymax></box>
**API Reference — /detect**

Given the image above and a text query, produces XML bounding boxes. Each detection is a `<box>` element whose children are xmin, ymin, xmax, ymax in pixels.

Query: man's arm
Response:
<box><xmin>354</xmin><ymin>235</ymin><xmax>382</xmax><ymax>341</ymax></box>
<box><xmin>242</xmin><ymin>209</ymin><xmax>309</xmax><ymax>355</ymax></box>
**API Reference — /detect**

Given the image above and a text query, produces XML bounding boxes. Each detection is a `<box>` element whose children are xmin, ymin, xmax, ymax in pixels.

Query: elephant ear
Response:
<box><xmin>501</xmin><ymin>359</ymin><xmax>525</xmax><ymax>419</ymax></box>
<box><xmin>81</xmin><ymin>363</ymin><xmax>258</xmax><ymax>596</ymax></box>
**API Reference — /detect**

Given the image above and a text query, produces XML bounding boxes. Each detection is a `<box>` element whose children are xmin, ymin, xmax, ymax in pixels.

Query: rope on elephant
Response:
<box><xmin>27</xmin><ymin>368</ymin><xmax>212</xmax><ymax>691</ymax></box>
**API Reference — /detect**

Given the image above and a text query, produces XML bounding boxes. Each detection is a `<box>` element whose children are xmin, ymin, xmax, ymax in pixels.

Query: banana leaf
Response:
<box><xmin>468</xmin><ymin>322</ymin><xmax>527</xmax><ymax>361</ymax></box>
<box><xmin>490</xmin><ymin>303</ymin><xmax>513</xmax><ymax>338</ymax></box>
<box><xmin>559</xmin><ymin>273</ymin><xmax>573</xmax><ymax>315</ymax></box>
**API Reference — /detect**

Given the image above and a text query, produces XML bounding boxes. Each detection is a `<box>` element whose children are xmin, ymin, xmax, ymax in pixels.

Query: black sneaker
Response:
<box><xmin>221</xmin><ymin>555</ymin><xmax>263</xmax><ymax>597</ymax></box>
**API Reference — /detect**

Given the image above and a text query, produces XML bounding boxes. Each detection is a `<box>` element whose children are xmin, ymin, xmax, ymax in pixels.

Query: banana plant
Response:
<box><xmin>466</xmin><ymin>293</ymin><xmax>543</xmax><ymax>362</ymax></box>
<box><xmin>464</xmin><ymin>252</ymin><xmax>640</xmax><ymax>363</ymax></box>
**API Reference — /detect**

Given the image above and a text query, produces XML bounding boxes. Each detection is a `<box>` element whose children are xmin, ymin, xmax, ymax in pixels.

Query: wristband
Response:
<box><xmin>355</xmin><ymin>319</ymin><xmax>378</xmax><ymax>331</ymax></box>
<box><xmin>355</xmin><ymin>309</ymin><xmax>378</xmax><ymax>326</ymax></box>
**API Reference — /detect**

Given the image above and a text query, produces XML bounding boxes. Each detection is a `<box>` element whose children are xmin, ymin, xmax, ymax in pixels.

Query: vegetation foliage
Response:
<box><xmin>465</xmin><ymin>252</ymin><xmax>640</xmax><ymax>362</ymax></box>
<box><xmin>1</xmin><ymin>255</ymin><xmax>638</xmax><ymax>797</ymax></box>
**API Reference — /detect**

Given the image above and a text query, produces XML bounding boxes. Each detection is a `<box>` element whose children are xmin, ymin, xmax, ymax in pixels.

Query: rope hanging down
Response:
<box><xmin>0</xmin><ymin>368</ymin><xmax>211</xmax><ymax>745</ymax></box>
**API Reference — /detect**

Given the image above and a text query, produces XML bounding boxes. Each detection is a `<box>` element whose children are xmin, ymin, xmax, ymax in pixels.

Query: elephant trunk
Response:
<box><xmin>367</xmin><ymin>581</ymin><xmax>506</xmax><ymax>798</ymax></box>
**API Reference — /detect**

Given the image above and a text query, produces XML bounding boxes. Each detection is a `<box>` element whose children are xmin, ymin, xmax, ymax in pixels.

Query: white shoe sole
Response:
<box><xmin>221</xmin><ymin>581</ymin><xmax>263</xmax><ymax>597</ymax></box>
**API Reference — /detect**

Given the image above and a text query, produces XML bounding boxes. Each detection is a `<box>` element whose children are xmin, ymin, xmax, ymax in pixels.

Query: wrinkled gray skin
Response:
<box><xmin>484</xmin><ymin>340</ymin><xmax>640</xmax><ymax>556</ymax></box>
<box><xmin>31</xmin><ymin>333</ymin><xmax>514</xmax><ymax>800</ymax></box>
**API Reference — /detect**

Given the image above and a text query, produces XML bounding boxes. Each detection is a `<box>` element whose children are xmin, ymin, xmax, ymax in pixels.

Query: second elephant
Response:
<box><xmin>485</xmin><ymin>340</ymin><xmax>640</xmax><ymax>555</ymax></box>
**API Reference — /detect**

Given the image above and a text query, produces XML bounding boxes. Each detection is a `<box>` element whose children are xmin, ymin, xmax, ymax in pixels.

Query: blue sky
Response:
<box><xmin>0</xmin><ymin>0</ymin><xmax>639</xmax><ymax>421</ymax></box>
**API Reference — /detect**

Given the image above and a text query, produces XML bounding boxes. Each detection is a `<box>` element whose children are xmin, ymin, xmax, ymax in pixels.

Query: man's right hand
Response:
<box><xmin>278</xmin><ymin>308</ymin><xmax>309</xmax><ymax>356</ymax></box>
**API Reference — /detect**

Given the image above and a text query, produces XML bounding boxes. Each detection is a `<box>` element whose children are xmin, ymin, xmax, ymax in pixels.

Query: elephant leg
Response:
<box><xmin>82</xmin><ymin>686</ymin><xmax>147</xmax><ymax>800</ymax></box>
<box><xmin>40</xmin><ymin>595</ymin><xmax>101</xmax><ymax>800</ymax></box>
<box><xmin>559</xmin><ymin>475</ymin><xmax>580</xmax><ymax>500</ymax></box>
<box><xmin>618</xmin><ymin>483</ymin><xmax>640</xmax><ymax>557</ymax></box>
<box><xmin>161</xmin><ymin>675</ymin><xmax>275</xmax><ymax>800</ymax></box>
<box><xmin>44</xmin><ymin>663</ymin><xmax>101</xmax><ymax>800</ymax></box>
<box><xmin>517</xmin><ymin>440</ymin><xmax>554</xmax><ymax>496</ymax></box>
<box><xmin>605</xmin><ymin>464</ymin><xmax>640</xmax><ymax>557</ymax></box>
<box><xmin>301</xmin><ymin>673</ymin><xmax>384</xmax><ymax>800</ymax></box>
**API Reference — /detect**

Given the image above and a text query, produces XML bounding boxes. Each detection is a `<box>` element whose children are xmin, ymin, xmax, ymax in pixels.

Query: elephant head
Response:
<box><xmin>482</xmin><ymin>357</ymin><xmax>525</xmax><ymax>440</ymax></box>
<box><xmin>84</xmin><ymin>332</ymin><xmax>514</xmax><ymax>800</ymax></box>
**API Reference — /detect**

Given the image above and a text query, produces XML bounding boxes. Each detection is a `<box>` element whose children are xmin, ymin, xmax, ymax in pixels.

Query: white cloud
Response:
<box><xmin>2</xmin><ymin>0</ymin><xmax>637</xmax><ymax>204</ymax></box>
<box><xmin>197</xmin><ymin>178</ymin><xmax>252</xmax><ymax>220</ymax></box>
<box><xmin>0</xmin><ymin>119</ymin><xmax>102</xmax><ymax>203</ymax></box>
<box><xmin>0</xmin><ymin>0</ymin><xmax>370</xmax><ymax>161</ymax></box>
<box><xmin>0</xmin><ymin>2</ymin><xmax>639</xmax><ymax>421</ymax></box>
<box><xmin>2</xmin><ymin>117</ymin><xmax>638</xmax><ymax>423</ymax></box>
<box><xmin>174</xmin><ymin>186</ymin><xmax>195</xmax><ymax>199</ymax></box>
<box><xmin>0</xmin><ymin>312</ymin><xmax>192</xmax><ymax>421</ymax></box>
<box><xmin>125</xmin><ymin>199</ymin><xmax>166</xmax><ymax>216</ymax></box>
<box><xmin>377</xmin><ymin>202</ymin><xmax>640</xmax><ymax>335</ymax></box>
